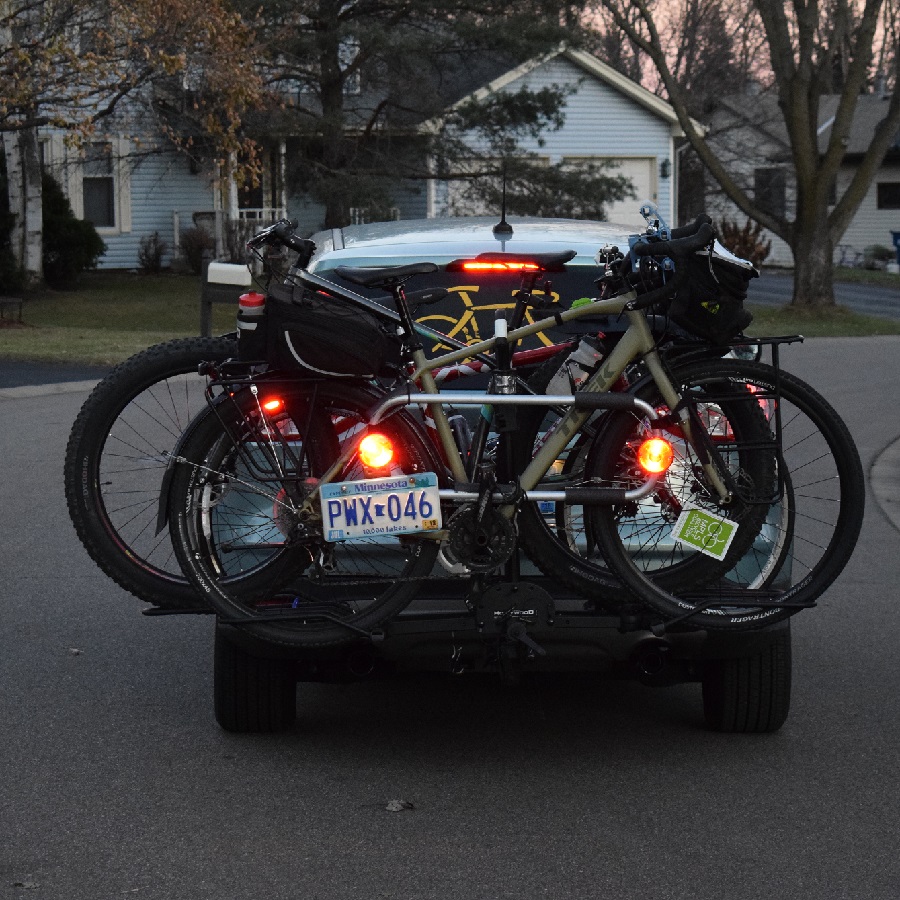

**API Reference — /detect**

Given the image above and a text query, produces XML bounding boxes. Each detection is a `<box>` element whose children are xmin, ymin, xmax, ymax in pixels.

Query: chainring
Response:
<box><xmin>445</xmin><ymin>503</ymin><xmax>517</xmax><ymax>573</ymax></box>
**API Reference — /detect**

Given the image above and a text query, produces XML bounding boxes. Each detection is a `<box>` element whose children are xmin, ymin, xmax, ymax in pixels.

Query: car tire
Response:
<box><xmin>214</xmin><ymin>625</ymin><xmax>297</xmax><ymax>733</ymax></box>
<box><xmin>701</xmin><ymin>623</ymin><xmax>791</xmax><ymax>733</ymax></box>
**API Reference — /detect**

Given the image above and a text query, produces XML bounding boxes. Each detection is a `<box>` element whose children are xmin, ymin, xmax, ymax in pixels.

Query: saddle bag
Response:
<box><xmin>262</xmin><ymin>282</ymin><xmax>403</xmax><ymax>377</ymax></box>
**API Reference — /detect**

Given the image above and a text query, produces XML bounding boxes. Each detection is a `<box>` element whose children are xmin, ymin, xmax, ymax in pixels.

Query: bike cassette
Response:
<box><xmin>444</xmin><ymin>503</ymin><xmax>517</xmax><ymax>572</ymax></box>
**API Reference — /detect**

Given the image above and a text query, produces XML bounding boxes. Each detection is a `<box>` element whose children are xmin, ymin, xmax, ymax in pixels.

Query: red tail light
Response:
<box><xmin>637</xmin><ymin>437</ymin><xmax>674</xmax><ymax>474</ymax></box>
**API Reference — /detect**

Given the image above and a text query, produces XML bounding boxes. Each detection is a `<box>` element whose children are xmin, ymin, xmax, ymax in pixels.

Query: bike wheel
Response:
<box><xmin>64</xmin><ymin>336</ymin><xmax>236</xmax><ymax>608</ymax></box>
<box><xmin>592</xmin><ymin>358</ymin><xmax>864</xmax><ymax>630</ymax></box>
<box><xmin>168</xmin><ymin>379</ymin><xmax>443</xmax><ymax>649</ymax></box>
<box><xmin>515</xmin><ymin>350</ymin><xmax>775</xmax><ymax>606</ymax></box>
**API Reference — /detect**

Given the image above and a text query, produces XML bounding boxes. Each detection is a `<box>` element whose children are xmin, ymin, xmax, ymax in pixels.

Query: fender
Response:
<box><xmin>155</xmin><ymin>400</ymin><xmax>224</xmax><ymax>536</ymax></box>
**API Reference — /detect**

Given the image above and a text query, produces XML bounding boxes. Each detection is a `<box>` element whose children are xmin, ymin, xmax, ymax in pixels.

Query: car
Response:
<box><xmin>307</xmin><ymin>215</ymin><xmax>631</xmax><ymax>353</ymax></box>
<box><xmin>212</xmin><ymin>213</ymin><xmax>791</xmax><ymax>737</ymax></box>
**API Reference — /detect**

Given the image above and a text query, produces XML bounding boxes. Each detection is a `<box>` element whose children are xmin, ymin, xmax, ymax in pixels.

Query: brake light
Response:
<box><xmin>359</xmin><ymin>433</ymin><xmax>394</xmax><ymax>468</ymax></box>
<box><xmin>637</xmin><ymin>437</ymin><xmax>674</xmax><ymax>474</ymax></box>
<box><xmin>460</xmin><ymin>261</ymin><xmax>540</xmax><ymax>272</ymax></box>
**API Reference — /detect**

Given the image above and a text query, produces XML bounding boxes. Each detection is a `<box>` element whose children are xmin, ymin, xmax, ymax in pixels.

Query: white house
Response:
<box><xmin>424</xmin><ymin>47</ymin><xmax>691</xmax><ymax>229</ymax></box>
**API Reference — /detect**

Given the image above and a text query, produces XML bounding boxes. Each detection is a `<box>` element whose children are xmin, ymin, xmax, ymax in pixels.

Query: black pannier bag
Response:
<box><xmin>668</xmin><ymin>244</ymin><xmax>756</xmax><ymax>345</ymax></box>
<box><xmin>263</xmin><ymin>282</ymin><xmax>403</xmax><ymax>377</ymax></box>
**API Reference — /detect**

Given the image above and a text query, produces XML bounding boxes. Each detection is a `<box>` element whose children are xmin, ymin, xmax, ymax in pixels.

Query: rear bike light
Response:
<box><xmin>359</xmin><ymin>433</ymin><xmax>394</xmax><ymax>469</ymax></box>
<box><xmin>637</xmin><ymin>437</ymin><xmax>674</xmax><ymax>474</ymax></box>
<box><xmin>262</xmin><ymin>398</ymin><xmax>284</xmax><ymax>413</ymax></box>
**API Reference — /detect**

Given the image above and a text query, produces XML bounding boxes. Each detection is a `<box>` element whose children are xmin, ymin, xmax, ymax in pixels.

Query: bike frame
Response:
<box><xmin>288</xmin><ymin>270</ymin><xmax>730</xmax><ymax>507</ymax></box>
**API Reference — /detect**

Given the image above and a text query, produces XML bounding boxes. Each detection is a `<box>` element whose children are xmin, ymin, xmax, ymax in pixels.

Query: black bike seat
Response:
<box><xmin>334</xmin><ymin>262</ymin><xmax>438</xmax><ymax>287</ymax></box>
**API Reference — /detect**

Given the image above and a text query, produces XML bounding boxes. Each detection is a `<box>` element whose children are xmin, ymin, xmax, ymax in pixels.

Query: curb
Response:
<box><xmin>0</xmin><ymin>379</ymin><xmax>100</xmax><ymax>400</ymax></box>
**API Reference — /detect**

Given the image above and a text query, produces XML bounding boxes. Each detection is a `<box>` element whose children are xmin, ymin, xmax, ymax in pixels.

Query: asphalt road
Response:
<box><xmin>754</xmin><ymin>270</ymin><xmax>900</xmax><ymax>318</ymax></box>
<box><xmin>2</xmin><ymin>337</ymin><xmax>900</xmax><ymax>899</ymax></box>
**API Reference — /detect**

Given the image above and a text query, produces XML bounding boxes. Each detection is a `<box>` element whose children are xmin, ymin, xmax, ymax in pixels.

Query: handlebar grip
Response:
<box><xmin>669</xmin><ymin>214</ymin><xmax>712</xmax><ymax>240</ymax></box>
<box><xmin>632</xmin><ymin>222</ymin><xmax>714</xmax><ymax>259</ymax></box>
<box><xmin>626</xmin><ymin>265</ymin><xmax>690</xmax><ymax>310</ymax></box>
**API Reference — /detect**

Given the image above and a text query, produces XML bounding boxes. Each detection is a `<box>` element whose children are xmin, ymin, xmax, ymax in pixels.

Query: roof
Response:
<box><xmin>308</xmin><ymin>216</ymin><xmax>635</xmax><ymax>271</ymax></box>
<box><xmin>421</xmin><ymin>46</ymin><xmax>704</xmax><ymax>138</ymax></box>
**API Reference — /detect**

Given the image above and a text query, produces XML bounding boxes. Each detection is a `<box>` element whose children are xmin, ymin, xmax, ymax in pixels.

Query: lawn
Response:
<box><xmin>1</xmin><ymin>268</ymin><xmax>899</xmax><ymax>366</ymax></box>
<box><xmin>0</xmin><ymin>272</ymin><xmax>238</xmax><ymax>365</ymax></box>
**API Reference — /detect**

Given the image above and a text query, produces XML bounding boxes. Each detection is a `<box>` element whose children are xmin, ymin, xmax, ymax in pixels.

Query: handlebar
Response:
<box><xmin>631</xmin><ymin>221</ymin><xmax>714</xmax><ymax>259</ymax></box>
<box><xmin>669</xmin><ymin>214</ymin><xmax>712</xmax><ymax>240</ymax></box>
<box><xmin>247</xmin><ymin>218</ymin><xmax>317</xmax><ymax>267</ymax></box>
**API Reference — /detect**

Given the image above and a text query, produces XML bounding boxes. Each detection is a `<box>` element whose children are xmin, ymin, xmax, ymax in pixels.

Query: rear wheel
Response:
<box><xmin>64</xmin><ymin>336</ymin><xmax>236</xmax><ymax>608</ymax></box>
<box><xmin>592</xmin><ymin>359</ymin><xmax>864</xmax><ymax>630</ymax></box>
<box><xmin>214</xmin><ymin>625</ymin><xmax>297</xmax><ymax>733</ymax></box>
<box><xmin>168</xmin><ymin>379</ymin><xmax>443</xmax><ymax>649</ymax></box>
<box><xmin>702</xmin><ymin>623</ymin><xmax>791</xmax><ymax>733</ymax></box>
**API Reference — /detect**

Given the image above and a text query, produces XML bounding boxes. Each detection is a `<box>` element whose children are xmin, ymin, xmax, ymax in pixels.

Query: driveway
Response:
<box><xmin>1</xmin><ymin>336</ymin><xmax>899</xmax><ymax>898</ymax></box>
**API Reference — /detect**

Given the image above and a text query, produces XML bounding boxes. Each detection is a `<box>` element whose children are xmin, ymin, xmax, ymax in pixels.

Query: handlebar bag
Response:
<box><xmin>669</xmin><ymin>249</ymin><xmax>755</xmax><ymax>344</ymax></box>
<box><xmin>264</xmin><ymin>283</ymin><xmax>403</xmax><ymax>377</ymax></box>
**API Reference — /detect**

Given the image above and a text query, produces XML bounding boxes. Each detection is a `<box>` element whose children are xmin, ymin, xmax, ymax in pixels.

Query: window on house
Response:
<box><xmin>83</xmin><ymin>142</ymin><xmax>115</xmax><ymax>228</ymax></box>
<box><xmin>754</xmin><ymin>167</ymin><xmax>786</xmax><ymax>219</ymax></box>
<box><xmin>877</xmin><ymin>183</ymin><xmax>900</xmax><ymax>209</ymax></box>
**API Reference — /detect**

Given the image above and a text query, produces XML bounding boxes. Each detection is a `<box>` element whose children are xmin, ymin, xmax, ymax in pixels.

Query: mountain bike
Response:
<box><xmin>161</xmin><ymin>215</ymin><xmax>853</xmax><ymax>649</ymax></box>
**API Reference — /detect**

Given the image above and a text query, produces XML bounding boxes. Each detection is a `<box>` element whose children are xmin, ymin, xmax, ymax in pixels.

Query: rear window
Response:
<box><xmin>312</xmin><ymin>260</ymin><xmax>604</xmax><ymax>352</ymax></box>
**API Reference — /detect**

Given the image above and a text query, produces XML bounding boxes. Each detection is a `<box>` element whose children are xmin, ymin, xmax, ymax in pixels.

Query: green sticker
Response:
<box><xmin>672</xmin><ymin>506</ymin><xmax>737</xmax><ymax>560</ymax></box>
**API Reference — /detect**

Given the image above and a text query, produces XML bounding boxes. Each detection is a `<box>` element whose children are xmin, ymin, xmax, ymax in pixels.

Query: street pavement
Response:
<box><xmin>1</xmin><ymin>337</ymin><xmax>900</xmax><ymax>899</ymax></box>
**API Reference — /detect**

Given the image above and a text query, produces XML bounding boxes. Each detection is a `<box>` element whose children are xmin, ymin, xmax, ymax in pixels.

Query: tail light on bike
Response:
<box><xmin>262</xmin><ymin>398</ymin><xmax>283</xmax><ymax>413</ymax></box>
<box><xmin>359</xmin><ymin>433</ymin><xmax>395</xmax><ymax>469</ymax></box>
<box><xmin>637</xmin><ymin>437</ymin><xmax>674</xmax><ymax>474</ymax></box>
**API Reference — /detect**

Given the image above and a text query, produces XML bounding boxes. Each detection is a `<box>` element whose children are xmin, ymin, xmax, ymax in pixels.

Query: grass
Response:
<box><xmin>1</xmin><ymin>268</ymin><xmax>899</xmax><ymax>366</ymax></box>
<box><xmin>746</xmin><ymin>303</ymin><xmax>900</xmax><ymax>337</ymax></box>
<box><xmin>0</xmin><ymin>272</ymin><xmax>237</xmax><ymax>365</ymax></box>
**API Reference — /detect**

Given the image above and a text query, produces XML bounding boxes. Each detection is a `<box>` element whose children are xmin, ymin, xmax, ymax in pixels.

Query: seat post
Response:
<box><xmin>391</xmin><ymin>282</ymin><xmax>423</xmax><ymax>352</ymax></box>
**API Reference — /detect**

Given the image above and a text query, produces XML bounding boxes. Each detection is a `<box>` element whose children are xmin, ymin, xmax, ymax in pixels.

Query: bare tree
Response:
<box><xmin>597</xmin><ymin>0</ymin><xmax>900</xmax><ymax>308</ymax></box>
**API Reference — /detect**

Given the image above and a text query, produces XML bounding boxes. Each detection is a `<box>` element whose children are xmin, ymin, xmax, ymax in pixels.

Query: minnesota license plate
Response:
<box><xmin>320</xmin><ymin>473</ymin><xmax>442</xmax><ymax>542</ymax></box>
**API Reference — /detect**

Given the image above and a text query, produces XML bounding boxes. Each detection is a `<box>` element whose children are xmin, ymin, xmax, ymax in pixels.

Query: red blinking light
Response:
<box><xmin>262</xmin><ymin>398</ymin><xmax>283</xmax><ymax>413</ymax></box>
<box><xmin>359</xmin><ymin>433</ymin><xmax>394</xmax><ymax>469</ymax></box>
<box><xmin>637</xmin><ymin>437</ymin><xmax>674</xmax><ymax>474</ymax></box>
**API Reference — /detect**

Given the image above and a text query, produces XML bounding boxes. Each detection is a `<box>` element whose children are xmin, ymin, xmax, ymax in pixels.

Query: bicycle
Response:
<box><xmin>161</xmin><ymin>213</ymin><xmax>860</xmax><ymax>649</ymax></box>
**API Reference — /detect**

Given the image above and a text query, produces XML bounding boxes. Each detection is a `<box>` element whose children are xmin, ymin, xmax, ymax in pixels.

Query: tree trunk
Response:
<box><xmin>791</xmin><ymin>223</ymin><xmax>836</xmax><ymax>308</ymax></box>
<box><xmin>2</xmin><ymin>127</ymin><xmax>43</xmax><ymax>287</ymax></box>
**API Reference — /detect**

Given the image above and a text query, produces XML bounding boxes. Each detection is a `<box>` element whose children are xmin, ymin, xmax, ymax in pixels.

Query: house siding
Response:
<box><xmin>835</xmin><ymin>162</ymin><xmax>900</xmax><ymax>261</ymax></box>
<box><xmin>432</xmin><ymin>55</ymin><xmax>676</xmax><ymax>227</ymax></box>
<box><xmin>115</xmin><ymin>151</ymin><xmax>218</xmax><ymax>270</ymax></box>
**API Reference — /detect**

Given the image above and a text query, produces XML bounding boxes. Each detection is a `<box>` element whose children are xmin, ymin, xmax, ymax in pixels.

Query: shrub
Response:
<box><xmin>863</xmin><ymin>244</ymin><xmax>895</xmax><ymax>270</ymax></box>
<box><xmin>716</xmin><ymin>218</ymin><xmax>772</xmax><ymax>267</ymax></box>
<box><xmin>179</xmin><ymin>226</ymin><xmax>215</xmax><ymax>274</ymax></box>
<box><xmin>138</xmin><ymin>231</ymin><xmax>168</xmax><ymax>273</ymax></box>
<box><xmin>42</xmin><ymin>172</ymin><xmax>106</xmax><ymax>288</ymax></box>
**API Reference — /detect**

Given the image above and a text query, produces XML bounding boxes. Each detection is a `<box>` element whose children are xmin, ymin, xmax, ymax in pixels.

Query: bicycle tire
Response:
<box><xmin>64</xmin><ymin>336</ymin><xmax>236</xmax><ymax>608</ymax></box>
<box><xmin>168</xmin><ymin>379</ymin><xmax>443</xmax><ymax>649</ymax></box>
<box><xmin>591</xmin><ymin>358</ymin><xmax>864</xmax><ymax>630</ymax></box>
<box><xmin>515</xmin><ymin>351</ymin><xmax>775</xmax><ymax>608</ymax></box>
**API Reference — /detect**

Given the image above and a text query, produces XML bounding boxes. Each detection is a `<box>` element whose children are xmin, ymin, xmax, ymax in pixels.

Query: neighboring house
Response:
<box><xmin>39</xmin><ymin>132</ymin><xmax>288</xmax><ymax>270</ymax></box>
<box><xmin>37</xmin><ymin>46</ymin><xmax>689</xmax><ymax>269</ymax></box>
<box><xmin>697</xmin><ymin>90</ymin><xmax>900</xmax><ymax>267</ymax></box>
<box><xmin>424</xmin><ymin>46</ymin><xmax>689</xmax><ymax>229</ymax></box>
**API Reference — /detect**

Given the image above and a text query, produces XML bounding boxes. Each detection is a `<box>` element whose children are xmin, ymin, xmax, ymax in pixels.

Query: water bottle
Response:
<box><xmin>237</xmin><ymin>291</ymin><xmax>266</xmax><ymax>360</ymax></box>
<box><xmin>546</xmin><ymin>335</ymin><xmax>605</xmax><ymax>394</ymax></box>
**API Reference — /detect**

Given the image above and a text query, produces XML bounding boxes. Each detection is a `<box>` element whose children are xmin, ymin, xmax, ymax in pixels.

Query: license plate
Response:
<box><xmin>320</xmin><ymin>473</ymin><xmax>442</xmax><ymax>542</ymax></box>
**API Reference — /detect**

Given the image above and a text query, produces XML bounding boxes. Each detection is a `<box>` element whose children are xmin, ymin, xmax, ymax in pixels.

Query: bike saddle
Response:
<box><xmin>334</xmin><ymin>262</ymin><xmax>438</xmax><ymax>287</ymax></box>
